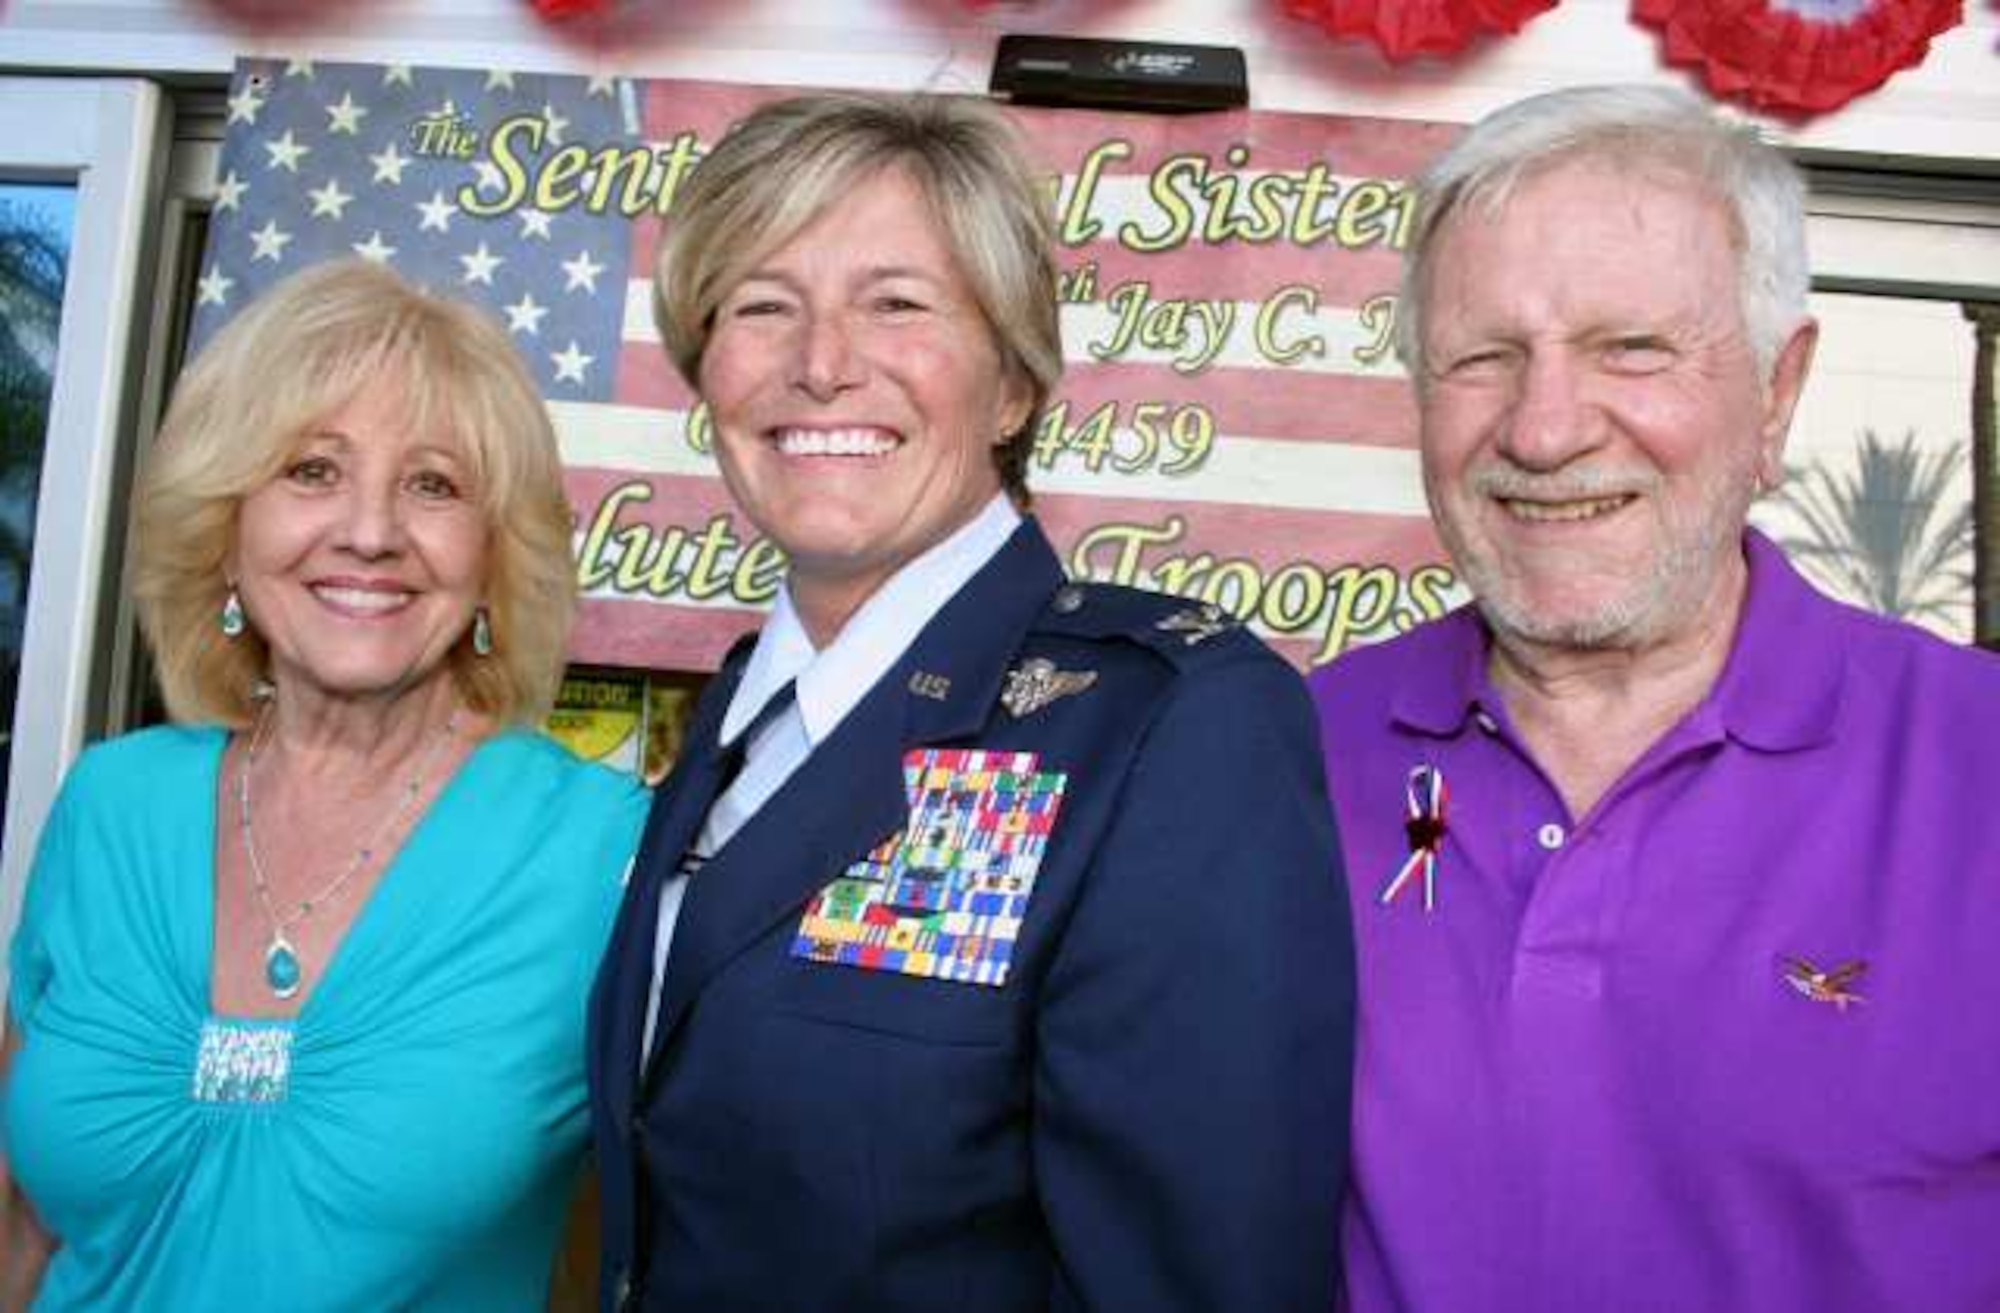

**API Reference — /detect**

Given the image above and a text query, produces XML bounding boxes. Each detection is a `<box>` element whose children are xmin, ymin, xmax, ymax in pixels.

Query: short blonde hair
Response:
<box><xmin>132</xmin><ymin>259</ymin><xmax>575</xmax><ymax>728</ymax></box>
<box><xmin>654</xmin><ymin>91</ymin><xmax>1062</xmax><ymax>502</ymax></box>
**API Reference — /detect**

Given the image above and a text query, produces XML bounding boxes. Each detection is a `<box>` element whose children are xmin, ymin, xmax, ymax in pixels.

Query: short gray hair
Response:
<box><xmin>654</xmin><ymin>90</ymin><xmax>1061</xmax><ymax>502</ymax></box>
<box><xmin>1398</xmin><ymin>84</ymin><xmax>1809</xmax><ymax>380</ymax></box>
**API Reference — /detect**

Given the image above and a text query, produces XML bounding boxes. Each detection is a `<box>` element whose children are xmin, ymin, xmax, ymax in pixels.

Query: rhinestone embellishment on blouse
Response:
<box><xmin>192</xmin><ymin>1018</ymin><xmax>295</xmax><ymax>1104</ymax></box>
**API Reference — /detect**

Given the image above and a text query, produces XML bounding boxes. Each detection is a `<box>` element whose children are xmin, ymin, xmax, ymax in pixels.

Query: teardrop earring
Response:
<box><xmin>472</xmin><ymin>607</ymin><xmax>494</xmax><ymax>657</ymax></box>
<box><xmin>221</xmin><ymin>588</ymin><xmax>247</xmax><ymax>639</ymax></box>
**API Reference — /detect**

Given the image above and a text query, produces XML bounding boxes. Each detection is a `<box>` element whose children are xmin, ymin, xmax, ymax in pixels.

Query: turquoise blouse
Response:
<box><xmin>3</xmin><ymin>725</ymin><xmax>646</xmax><ymax>1310</ymax></box>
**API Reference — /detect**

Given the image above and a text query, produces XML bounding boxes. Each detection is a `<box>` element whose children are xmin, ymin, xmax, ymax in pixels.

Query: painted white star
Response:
<box><xmin>561</xmin><ymin>249</ymin><xmax>606</xmax><ymax>294</ymax></box>
<box><xmin>249</xmin><ymin>219</ymin><xmax>293</xmax><ymax>263</ymax></box>
<box><xmin>541</xmin><ymin>104</ymin><xmax>570</xmax><ymax>147</ymax></box>
<box><xmin>369</xmin><ymin>143</ymin><xmax>411</xmax><ymax>185</ymax></box>
<box><xmin>226</xmin><ymin>84</ymin><xmax>265</xmax><ymax>126</ymax></box>
<box><xmin>324</xmin><ymin>92</ymin><xmax>367</xmax><ymax>135</ymax></box>
<box><xmin>307</xmin><ymin>177</ymin><xmax>354</xmax><ymax>220</ymax></box>
<box><xmin>586</xmin><ymin>74</ymin><xmax>618</xmax><ymax>98</ymax></box>
<box><xmin>214</xmin><ymin>170</ymin><xmax>248</xmax><ymax>213</ymax></box>
<box><xmin>351</xmin><ymin>231</ymin><xmax>398</xmax><ymax>263</ymax></box>
<box><xmin>504</xmin><ymin>293</ymin><xmax>549</xmax><ymax>336</ymax></box>
<box><xmin>471</xmin><ymin>159</ymin><xmax>507</xmax><ymax>195</ymax></box>
<box><xmin>458</xmin><ymin>242</ymin><xmax>504</xmax><ymax>286</ymax></box>
<box><xmin>550</xmin><ymin>341</ymin><xmax>594</xmax><ymax>385</ymax></box>
<box><xmin>382</xmin><ymin>64</ymin><xmax>415</xmax><ymax>88</ymax></box>
<box><xmin>196</xmin><ymin>265</ymin><xmax>233</xmax><ymax>307</ymax></box>
<box><xmin>284</xmin><ymin>59</ymin><xmax>315</xmax><ymax>80</ymax></box>
<box><xmin>485</xmin><ymin>69</ymin><xmax>517</xmax><ymax>92</ymax></box>
<box><xmin>263</xmin><ymin>129</ymin><xmax>310</xmax><ymax>173</ymax></box>
<box><xmin>415</xmin><ymin>190</ymin><xmax>457</xmax><ymax>233</ymax></box>
<box><xmin>430</xmin><ymin>97</ymin><xmax>460</xmax><ymax>121</ymax></box>
<box><xmin>517</xmin><ymin>209</ymin><xmax>553</xmax><ymax>240</ymax></box>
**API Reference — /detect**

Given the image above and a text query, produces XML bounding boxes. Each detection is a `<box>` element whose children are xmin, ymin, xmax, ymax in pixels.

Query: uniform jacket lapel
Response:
<box><xmin>643</xmin><ymin>520</ymin><xmax>1065</xmax><ymax>1077</ymax></box>
<box><xmin>595</xmin><ymin>658</ymin><xmax>743</xmax><ymax>1133</ymax></box>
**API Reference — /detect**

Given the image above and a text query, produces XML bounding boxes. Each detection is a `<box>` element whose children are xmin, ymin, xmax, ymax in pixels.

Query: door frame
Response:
<box><xmin>0</xmin><ymin>77</ymin><xmax>169</xmax><ymax>1003</ymax></box>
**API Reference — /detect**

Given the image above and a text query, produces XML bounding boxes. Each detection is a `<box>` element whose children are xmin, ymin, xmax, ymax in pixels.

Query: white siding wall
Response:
<box><xmin>1</xmin><ymin>0</ymin><xmax>1997</xmax><ymax>162</ymax></box>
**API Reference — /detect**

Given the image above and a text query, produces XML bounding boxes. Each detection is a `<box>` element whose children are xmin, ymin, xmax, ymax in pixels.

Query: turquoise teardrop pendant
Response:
<box><xmin>264</xmin><ymin>934</ymin><xmax>302</xmax><ymax>1000</ymax></box>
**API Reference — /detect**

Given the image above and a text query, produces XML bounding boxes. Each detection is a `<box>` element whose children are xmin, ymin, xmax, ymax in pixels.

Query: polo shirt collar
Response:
<box><xmin>1706</xmin><ymin>528</ymin><xmax>1845</xmax><ymax>752</ymax></box>
<box><xmin>1388</xmin><ymin>607</ymin><xmax>1494</xmax><ymax>738</ymax></box>
<box><xmin>1388</xmin><ymin>529</ymin><xmax>1844</xmax><ymax>753</ymax></box>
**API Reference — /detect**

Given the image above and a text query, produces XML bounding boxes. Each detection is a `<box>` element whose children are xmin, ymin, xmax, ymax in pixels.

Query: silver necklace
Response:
<box><xmin>235</xmin><ymin>707</ymin><xmax>460</xmax><ymax>1000</ymax></box>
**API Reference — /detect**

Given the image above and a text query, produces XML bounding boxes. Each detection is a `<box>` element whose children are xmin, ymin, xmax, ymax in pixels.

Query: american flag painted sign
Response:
<box><xmin>195</xmin><ymin>60</ymin><xmax>1465</xmax><ymax>673</ymax></box>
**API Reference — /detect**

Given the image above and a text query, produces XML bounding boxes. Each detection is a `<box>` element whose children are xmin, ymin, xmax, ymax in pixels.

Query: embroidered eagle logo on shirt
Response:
<box><xmin>791</xmin><ymin>747</ymin><xmax>1067</xmax><ymax>987</ymax></box>
<box><xmin>1781</xmin><ymin>955</ymin><xmax>1867</xmax><ymax>1011</ymax></box>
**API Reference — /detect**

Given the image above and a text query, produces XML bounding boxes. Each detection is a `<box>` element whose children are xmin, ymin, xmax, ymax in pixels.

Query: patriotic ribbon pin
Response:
<box><xmin>1378</xmin><ymin>764</ymin><xmax>1448</xmax><ymax>911</ymax></box>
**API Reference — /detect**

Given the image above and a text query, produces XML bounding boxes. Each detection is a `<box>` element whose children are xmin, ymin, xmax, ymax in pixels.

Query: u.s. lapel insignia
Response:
<box><xmin>1156</xmin><ymin>602</ymin><xmax>1235</xmax><ymax>646</ymax></box>
<box><xmin>908</xmin><ymin>670</ymin><xmax>952</xmax><ymax>702</ymax></box>
<box><xmin>1781</xmin><ymin>956</ymin><xmax>1867</xmax><ymax>1011</ymax></box>
<box><xmin>1001</xmin><ymin>657</ymin><xmax>1097</xmax><ymax>719</ymax></box>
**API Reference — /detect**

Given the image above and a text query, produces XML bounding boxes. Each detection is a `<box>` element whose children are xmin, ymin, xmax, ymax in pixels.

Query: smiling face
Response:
<box><xmin>696</xmin><ymin>166</ymin><xmax>1033</xmax><ymax>643</ymax></box>
<box><xmin>1416</xmin><ymin>157</ymin><xmax>1812</xmax><ymax>653</ymax></box>
<box><xmin>231</xmin><ymin>382</ymin><xmax>489</xmax><ymax>707</ymax></box>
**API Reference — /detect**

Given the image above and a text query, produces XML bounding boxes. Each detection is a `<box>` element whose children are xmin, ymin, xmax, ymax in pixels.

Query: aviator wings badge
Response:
<box><xmin>1001</xmin><ymin>657</ymin><xmax>1097</xmax><ymax>719</ymax></box>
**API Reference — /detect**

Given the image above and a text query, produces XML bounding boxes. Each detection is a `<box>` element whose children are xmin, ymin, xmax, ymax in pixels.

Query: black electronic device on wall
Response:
<box><xmin>990</xmin><ymin>35</ymin><xmax>1248</xmax><ymax>113</ymax></box>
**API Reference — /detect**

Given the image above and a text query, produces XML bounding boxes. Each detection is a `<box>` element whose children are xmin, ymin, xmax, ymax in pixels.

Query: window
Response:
<box><xmin>1746</xmin><ymin>178</ymin><xmax>2000</xmax><ymax>649</ymax></box>
<box><xmin>0</xmin><ymin>78</ymin><xmax>167</xmax><ymax>1001</ymax></box>
<box><xmin>0</xmin><ymin>182</ymin><xmax>75</xmax><ymax>839</ymax></box>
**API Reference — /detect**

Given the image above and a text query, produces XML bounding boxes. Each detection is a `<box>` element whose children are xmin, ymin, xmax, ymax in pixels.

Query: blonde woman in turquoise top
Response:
<box><xmin>0</xmin><ymin>260</ymin><xmax>646</xmax><ymax>1310</ymax></box>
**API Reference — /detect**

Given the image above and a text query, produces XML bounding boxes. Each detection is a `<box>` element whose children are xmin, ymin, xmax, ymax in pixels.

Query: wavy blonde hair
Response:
<box><xmin>132</xmin><ymin>259</ymin><xmax>576</xmax><ymax>727</ymax></box>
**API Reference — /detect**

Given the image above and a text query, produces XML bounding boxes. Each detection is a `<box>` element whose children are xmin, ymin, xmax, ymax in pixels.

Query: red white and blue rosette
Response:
<box><xmin>1284</xmin><ymin>0</ymin><xmax>1561</xmax><ymax>62</ymax></box>
<box><xmin>1633</xmin><ymin>0</ymin><xmax>1963</xmax><ymax>114</ymax></box>
<box><xmin>1379</xmin><ymin>764</ymin><xmax>1449</xmax><ymax>912</ymax></box>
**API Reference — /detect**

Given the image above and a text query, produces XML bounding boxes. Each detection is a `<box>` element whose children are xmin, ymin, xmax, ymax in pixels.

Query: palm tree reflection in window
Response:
<box><xmin>1776</xmin><ymin>428</ymin><xmax>1974</xmax><ymax>634</ymax></box>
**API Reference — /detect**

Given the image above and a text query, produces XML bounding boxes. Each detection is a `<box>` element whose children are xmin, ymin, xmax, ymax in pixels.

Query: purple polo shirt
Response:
<box><xmin>1311</xmin><ymin>531</ymin><xmax>2000</xmax><ymax>1313</ymax></box>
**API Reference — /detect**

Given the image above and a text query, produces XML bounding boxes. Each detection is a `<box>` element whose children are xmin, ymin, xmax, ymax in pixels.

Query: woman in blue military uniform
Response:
<box><xmin>588</xmin><ymin>90</ymin><xmax>1354</xmax><ymax>1311</ymax></box>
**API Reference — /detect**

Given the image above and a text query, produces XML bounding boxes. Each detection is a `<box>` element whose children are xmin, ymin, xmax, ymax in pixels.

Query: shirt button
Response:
<box><xmin>1051</xmin><ymin>585</ymin><xmax>1085</xmax><ymax>615</ymax></box>
<box><xmin>1537</xmin><ymin>823</ymin><xmax>1566</xmax><ymax>850</ymax></box>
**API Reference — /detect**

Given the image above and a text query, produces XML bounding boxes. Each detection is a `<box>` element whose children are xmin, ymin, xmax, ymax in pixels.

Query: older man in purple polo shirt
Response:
<box><xmin>1311</xmin><ymin>84</ymin><xmax>2000</xmax><ymax>1312</ymax></box>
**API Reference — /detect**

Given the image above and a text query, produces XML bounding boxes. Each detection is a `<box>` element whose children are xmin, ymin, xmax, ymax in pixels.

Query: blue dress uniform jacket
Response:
<box><xmin>588</xmin><ymin>520</ymin><xmax>1354</xmax><ymax>1312</ymax></box>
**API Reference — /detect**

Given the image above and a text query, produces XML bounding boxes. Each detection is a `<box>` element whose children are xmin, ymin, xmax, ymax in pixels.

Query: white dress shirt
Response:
<box><xmin>640</xmin><ymin>494</ymin><xmax>1022</xmax><ymax>1055</ymax></box>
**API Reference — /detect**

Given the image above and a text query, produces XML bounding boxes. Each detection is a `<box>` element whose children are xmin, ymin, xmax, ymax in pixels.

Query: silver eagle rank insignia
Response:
<box><xmin>1155</xmin><ymin>601</ymin><xmax>1236</xmax><ymax>646</ymax></box>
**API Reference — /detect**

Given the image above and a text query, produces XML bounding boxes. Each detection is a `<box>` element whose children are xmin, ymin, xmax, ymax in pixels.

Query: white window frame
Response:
<box><xmin>1806</xmin><ymin>188</ymin><xmax>2000</xmax><ymax>302</ymax></box>
<box><xmin>0</xmin><ymin>78</ymin><xmax>168</xmax><ymax>1003</ymax></box>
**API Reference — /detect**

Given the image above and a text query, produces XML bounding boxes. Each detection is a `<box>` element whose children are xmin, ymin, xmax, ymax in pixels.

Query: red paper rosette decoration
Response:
<box><xmin>1284</xmin><ymin>0</ymin><xmax>1561</xmax><ymax>62</ymax></box>
<box><xmin>194</xmin><ymin>0</ymin><xmax>378</xmax><ymax>33</ymax></box>
<box><xmin>1634</xmin><ymin>0</ymin><xmax>1963</xmax><ymax>114</ymax></box>
<box><xmin>530</xmin><ymin>0</ymin><xmax>613</xmax><ymax>18</ymax></box>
